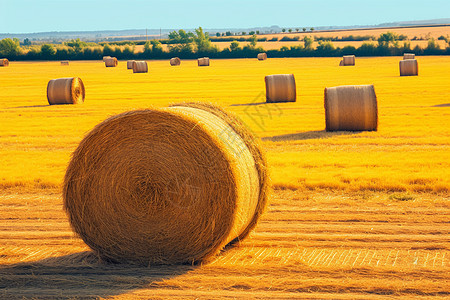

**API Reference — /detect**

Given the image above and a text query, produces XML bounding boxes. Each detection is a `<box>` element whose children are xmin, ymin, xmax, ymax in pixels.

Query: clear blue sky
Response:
<box><xmin>1</xmin><ymin>0</ymin><xmax>449</xmax><ymax>33</ymax></box>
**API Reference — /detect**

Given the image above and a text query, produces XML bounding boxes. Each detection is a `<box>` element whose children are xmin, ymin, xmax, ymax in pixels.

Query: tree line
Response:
<box><xmin>1</xmin><ymin>28</ymin><xmax>449</xmax><ymax>61</ymax></box>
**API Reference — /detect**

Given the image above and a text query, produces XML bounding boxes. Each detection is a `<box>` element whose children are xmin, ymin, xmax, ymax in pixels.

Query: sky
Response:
<box><xmin>0</xmin><ymin>0</ymin><xmax>449</xmax><ymax>33</ymax></box>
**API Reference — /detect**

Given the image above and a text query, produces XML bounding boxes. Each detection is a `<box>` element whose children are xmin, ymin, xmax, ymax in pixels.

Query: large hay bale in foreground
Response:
<box><xmin>47</xmin><ymin>77</ymin><xmax>85</xmax><ymax>105</ymax></box>
<box><xmin>403</xmin><ymin>53</ymin><xmax>415</xmax><ymax>60</ymax></box>
<box><xmin>132</xmin><ymin>61</ymin><xmax>148</xmax><ymax>73</ymax></box>
<box><xmin>103</xmin><ymin>56</ymin><xmax>111</xmax><ymax>62</ymax></box>
<box><xmin>170</xmin><ymin>57</ymin><xmax>181</xmax><ymax>66</ymax></box>
<box><xmin>198</xmin><ymin>57</ymin><xmax>210</xmax><ymax>66</ymax></box>
<box><xmin>61</xmin><ymin>61</ymin><xmax>69</xmax><ymax>66</ymax></box>
<box><xmin>257</xmin><ymin>53</ymin><xmax>267</xmax><ymax>60</ymax></box>
<box><xmin>265</xmin><ymin>74</ymin><xmax>296</xmax><ymax>103</ymax></box>
<box><xmin>127</xmin><ymin>60</ymin><xmax>135</xmax><ymax>69</ymax></box>
<box><xmin>0</xmin><ymin>58</ymin><xmax>9</xmax><ymax>66</ymax></box>
<box><xmin>105</xmin><ymin>57</ymin><xmax>118</xmax><ymax>67</ymax></box>
<box><xmin>63</xmin><ymin>103</ymin><xmax>268</xmax><ymax>265</ymax></box>
<box><xmin>324</xmin><ymin>85</ymin><xmax>378</xmax><ymax>131</ymax></box>
<box><xmin>399</xmin><ymin>59</ymin><xmax>418</xmax><ymax>76</ymax></box>
<box><xmin>342</xmin><ymin>55</ymin><xmax>355</xmax><ymax>66</ymax></box>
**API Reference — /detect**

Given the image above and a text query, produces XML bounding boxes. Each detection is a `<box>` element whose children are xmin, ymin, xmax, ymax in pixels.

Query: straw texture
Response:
<box><xmin>127</xmin><ymin>60</ymin><xmax>135</xmax><ymax>69</ymax></box>
<box><xmin>324</xmin><ymin>85</ymin><xmax>378</xmax><ymax>131</ymax></box>
<box><xmin>170</xmin><ymin>57</ymin><xmax>181</xmax><ymax>66</ymax></box>
<box><xmin>103</xmin><ymin>56</ymin><xmax>111</xmax><ymax>62</ymax></box>
<box><xmin>0</xmin><ymin>58</ymin><xmax>9</xmax><ymax>67</ymax></box>
<box><xmin>133</xmin><ymin>61</ymin><xmax>148</xmax><ymax>73</ymax></box>
<box><xmin>403</xmin><ymin>53</ymin><xmax>415</xmax><ymax>60</ymax></box>
<box><xmin>63</xmin><ymin>103</ymin><xmax>268</xmax><ymax>265</ymax></box>
<box><xmin>399</xmin><ymin>59</ymin><xmax>418</xmax><ymax>76</ymax></box>
<box><xmin>342</xmin><ymin>55</ymin><xmax>355</xmax><ymax>66</ymax></box>
<box><xmin>265</xmin><ymin>74</ymin><xmax>296</xmax><ymax>103</ymax></box>
<box><xmin>61</xmin><ymin>61</ymin><xmax>69</xmax><ymax>65</ymax></box>
<box><xmin>47</xmin><ymin>77</ymin><xmax>85</xmax><ymax>105</ymax></box>
<box><xmin>198</xmin><ymin>57</ymin><xmax>210</xmax><ymax>66</ymax></box>
<box><xmin>105</xmin><ymin>57</ymin><xmax>118</xmax><ymax>67</ymax></box>
<box><xmin>257</xmin><ymin>53</ymin><xmax>267</xmax><ymax>60</ymax></box>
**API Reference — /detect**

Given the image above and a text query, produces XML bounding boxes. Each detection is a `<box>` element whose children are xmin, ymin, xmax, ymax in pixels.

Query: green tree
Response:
<box><xmin>40</xmin><ymin>44</ymin><xmax>56</xmax><ymax>58</ymax></box>
<box><xmin>150</xmin><ymin>40</ymin><xmax>163</xmax><ymax>55</ymax></box>
<box><xmin>378</xmin><ymin>32</ymin><xmax>398</xmax><ymax>47</ymax></box>
<box><xmin>282</xmin><ymin>28</ymin><xmax>286</xmax><ymax>33</ymax></box>
<box><xmin>303</xmin><ymin>36</ymin><xmax>314</xmax><ymax>49</ymax></box>
<box><xmin>256</xmin><ymin>30</ymin><xmax>260</xmax><ymax>34</ymax></box>
<box><xmin>310</xmin><ymin>27</ymin><xmax>315</xmax><ymax>32</ymax></box>
<box><xmin>216</xmin><ymin>32</ymin><xmax>220</xmax><ymax>37</ymax></box>
<box><xmin>242</xmin><ymin>32</ymin><xmax>246</xmax><ymax>35</ymax></box>
<box><xmin>230</xmin><ymin>40</ymin><xmax>240</xmax><ymax>51</ymax></box>
<box><xmin>249</xmin><ymin>31</ymin><xmax>255</xmax><ymax>35</ymax></box>
<box><xmin>193</xmin><ymin>27</ymin><xmax>214</xmax><ymax>53</ymax></box>
<box><xmin>288</xmin><ymin>29</ymin><xmax>292</xmax><ymax>33</ymax></box>
<box><xmin>296</xmin><ymin>28</ymin><xmax>300</xmax><ymax>32</ymax></box>
<box><xmin>302</xmin><ymin>28</ymin><xmax>306</xmax><ymax>32</ymax></box>
<box><xmin>168</xmin><ymin>29</ymin><xmax>194</xmax><ymax>53</ymax></box>
<box><xmin>249</xmin><ymin>34</ymin><xmax>257</xmax><ymax>48</ymax></box>
<box><xmin>23</xmin><ymin>38</ymin><xmax>31</xmax><ymax>46</ymax></box>
<box><xmin>0</xmin><ymin>38</ymin><xmax>20</xmax><ymax>57</ymax></box>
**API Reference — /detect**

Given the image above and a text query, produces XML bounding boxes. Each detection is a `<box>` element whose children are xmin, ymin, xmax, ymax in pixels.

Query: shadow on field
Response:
<box><xmin>230</xmin><ymin>101</ymin><xmax>267</xmax><ymax>106</ymax></box>
<box><xmin>262</xmin><ymin>130</ymin><xmax>360</xmax><ymax>142</ymax></box>
<box><xmin>0</xmin><ymin>251</ymin><xmax>195</xmax><ymax>299</ymax></box>
<box><xmin>433</xmin><ymin>103</ymin><xmax>450</xmax><ymax>107</ymax></box>
<box><xmin>8</xmin><ymin>104</ymin><xmax>50</xmax><ymax>109</ymax></box>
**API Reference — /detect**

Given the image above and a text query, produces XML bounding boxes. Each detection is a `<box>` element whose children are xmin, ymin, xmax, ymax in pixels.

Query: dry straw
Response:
<box><xmin>132</xmin><ymin>61</ymin><xmax>148</xmax><ymax>73</ymax></box>
<box><xmin>324</xmin><ymin>84</ymin><xmax>378</xmax><ymax>131</ymax></box>
<box><xmin>198</xmin><ymin>57</ymin><xmax>210</xmax><ymax>66</ymax></box>
<box><xmin>403</xmin><ymin>53</ymin><xmax>415</xmax><ymax>60</ymax></box>
<box><xmin>257</xmin><ymin>53</ymin><xmax>267</xmax><ymax>60</ymax></box>
<box><xmin>342</xmin><ymin>55</ymin><xmax>355</xmax><ymax>66</ymax></box>
<box><xmin>0</xmin><ymin>58</ymin><xmax>9</xmax><ymax>67</ymax></box>
<box><xmin>399</xmin><ymin>59</ymin><xmax>418</xmax><ymax>76</ymax></box>
<box><xmin>265</xmin><ymin>74</ymin><xmax>296</xmax><ymax>103</ymax></box>
<box><xmin>103</xmin><ymin>56</ymin><xmax>111</xmax><ymax>62</ymax></box>
<box><xmin>63</xmin><ymin>102</ymin><xmax>268</xmax><ymax>265</ymax></box>
<box><xmin>127</xmin><ymin>60</ymin><xmax>135</xmax><ymax>69</ymax></box>
<box><xmin>170</xmin><ymin>57</ymin><xmax>181</xmax><ymax>66</ymax></box>
<box><xmin>105</xmin><ymin>57</ymin><xmax>118</xmax><ymax>67</ymax></box>
<box><xmin>47</xmin><ymin>77</ymin><xmax>85</xmax><ymax>105</ymax></box>
<box><xmin>61</xmin><ymin>61</ymin><xmax>69</xmax><ymax>66</ymax></box>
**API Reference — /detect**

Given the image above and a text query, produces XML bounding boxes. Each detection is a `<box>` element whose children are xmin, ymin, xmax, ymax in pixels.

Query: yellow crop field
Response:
<box><xmin>0</xmin><ymin>57</ymin><xmax>449</xmax><ymax>299</ymax></box>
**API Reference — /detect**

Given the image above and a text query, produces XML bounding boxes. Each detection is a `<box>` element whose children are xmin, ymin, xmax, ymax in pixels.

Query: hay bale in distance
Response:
<box><xmin>127</xmin><ymin>60</ymin><xmax>135</xmax><ymax>69</ymax></box>
<box><xmin>342</xmin><ymin>55</ymin><xmax>355</xmax><ymax>66</ymax></box>
<box><xmin>399</xmin><ymin>59</ymin><xmax>418</xmax><ymax>76</ymax></box>
<box><xmin>63</xmin><ymin>103</ymin><xmax>268</xmax><ymax>265</ymax></box>
<box><xmin>257</xmin><ymin>53</ymin><xmax>267</xmax><ymax>60</ymax></box>
<box><xmin>198</xmin><ymin>57</ymin><xmax>210</xmax><ymax>66</ymax></box>
<box><xmin>0</xmin><ymin>58</ymin><xmax>9</xmax><ymax>67</ymax></box>
<box><xmin>103</xmin><ymin>56</ymin><xmax>111</xmax><ymax>62</ymax></box>
<box><xmin>170</xmin><ymin>57</ymin><xmax>181</xmax><ymax>66</ymax></box>
<box><xmin>324</xmin><ymin>84</ymin><xmax>378</xmax><ymax>131</ymax></box>
<box><xmin>105</xmin><ymin>57</ymin><xmax>118</xmax><ymax>67</ymax></box>
<box><xmin>132</xmin><ymin>61</ymin><xmax>148</xmax><ymax>73</ymax></box>
<box><xmin>403</xmin><ymin>53</ymin><xmax>415</xmax><ymax>60</ymax></box>
<box><xmin>61</xmin><ymin>61</ymin><xmax>69</xmax><ymax>66</ymax></box>
<box><xmin>47</xmin><ymin>77</ymin><xmax>85</xmax><ymax>105</ymax></box>
<box><xmin>265</xmin><ymin>74</ymin><xmax>296</xmax><ymax>103</ymax></box>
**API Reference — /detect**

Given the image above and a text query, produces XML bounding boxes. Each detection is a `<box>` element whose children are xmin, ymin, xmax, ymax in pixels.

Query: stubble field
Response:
<box><xmin>0</xmin><ymin>56</ymin><xmax>449</xmax><ymax>299</ymax></box>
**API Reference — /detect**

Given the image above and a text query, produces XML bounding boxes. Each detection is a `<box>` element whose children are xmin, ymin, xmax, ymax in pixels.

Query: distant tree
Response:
<box><xmin>0</xmin><ymin>38</ymin><xmax>20</xmax><ymax>57</ymax></box>
<box><xmin>303</xmin><ymin>28</ymin><xmax>306</xmax><ymax>32</ymax></box>
<box><xmin>256</xmin><ymin>30</ymin><xmax>260</xmax><ymax>34</ymax></box>
<box><xmin>426</xmin><ymin>38</ymin><xmax>440</xmax><ymax>51</ymax></box>
<box><xmin>23</xmin><ymin>38</ymin><xmax>31</xmax><ymax>46</ymax></box>
<box><xmin>103</xmin><ymin>43</ymin><xmax>114</xmax><ymax>56</ymax></box>
<box><xmin>40</xmin><ymin>44</ymin><xmax>55</xmax><ymax>58</ymax></box>
<box><xmin>216</xmin><ymin>32</ymin><xmax>221</xmax><ymax>37</ymax></box>
<box><xmin>378</xmin><ymin>32</ymin><xmax>398</xmax><ymax>47</ymax></box>
<box><xmin>295</xmin><ymin>28</ymin><xmax>299</xmax><ymax>32</ymax></box>
<box><xmin>249</xmin><ymin>34</ymin><xmax>257</xmax><ymax>48</ymax></box>
<box><xmin>168</xmin><ymin>29</ymin><xmax>194</xmax><ymax>53</ymax></box>
<box><xmin>150</xmin><ymin>40</ymin><xmax>163</xmax><ymax>55</ymax></box>
<box><xmin>225</xmin><ymin>31</ymin><xmax>232</xmax><ymax>36</ymax></box>
<box><xmin>282</xmin><ymin>28</ymin><xmax>286</xmax><ymax>33</ymax></box>
<box><xmin>194</xmin><ymin>27</ymin><xmax>215</xmax><ymax>53</ymax></box>
<box><xmin>288</xmin><ymin>29</ymin><xmax>292</xmax><ymax>33</ymax></box>
<box><xmin>230</xmin><ymin>40</ymin><xmax>240</xmax><ymax>51</ymax></box>
<box><xmin>310</xmin><ymin>27</ymin><xmax>315</xmax><ymax>32</ymax></box>
<box><xmin>303</xmin><ymin>36</ymin><xmax>314</xmax><ymax>49</ymax></box>
<box><xmin>249</xmin><ymin>31</ymin><xmax>255</xmax><ymax>35</ymax></box>
<box><xmin>242</xmin><ymin>32</ymin><xmax>246</xmax><ymax>35</ymax></box>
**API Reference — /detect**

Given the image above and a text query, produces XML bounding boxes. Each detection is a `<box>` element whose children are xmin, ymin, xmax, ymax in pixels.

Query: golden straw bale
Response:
<box><xmin>63</xmin><ymin>103</ymin><xmax>268</xmax><ymax>265</ymax></box>
<box><xmin>265</xmin><ymin>74</ymin><xmax>296</xmax><ymax>103</ymax></box>
<box><xmin>47</xmin><ymin>77</ymin><xmax>85</xmax><ymax>105</ymax></box>
<box><xmin>399</xmin><ymin>59</ymin><xmax>418</xmax><ymax>76</ymax></box>
<box><xmin>132</xmin><ymin>61</ymin><xmax>148</xmax><ymax>73</ymax></box>
<box><xmin>0</xmin><ymin>58</ymin><xmax>9</xmax><ymax>67</ymax></box>
<box><xmin>403</xmin><ymin>53</ymin><xmax>415</xmax><ymax>60</ymax></box>
<box><xmin>324</xmin><ymin>85</ymin><xmax>378</xmax><ymax>131</ymax></box>
<box><xmin>257</xmin><ymin>53</ymin><xmax>267</xmax><ymax>60</ymax></box>
<box><xmin>198</xmin><ymin>57</ymin><xmax>210</xmax><ymax>66</ymax></box>
<box><xmin>342</xmin><ymin>55</ymin><xmax>355</xmax><ymax>66</ymax></box>
<box><xmin>127</xmin><ymin>60</ymin><xmax>135</xmax><ymax>69</ymax></box>
<box><xmin>170</xmin><ymin>57</ymin><xmax>181</xmax><ymax>66</ymax></box>
<box><xmin>103</xmin><ymin>56</ymin><xmax>111</xmax><ymax>62</ymax></box>
<box><xmin>61</xmin><ymin>61</ymin><xmax>69</xmax><ymax>65</ymax></box>
<box><xmin>105</xmin><ymin>57</ymin><xmax>118</xmax><ymax>67</ymax></box>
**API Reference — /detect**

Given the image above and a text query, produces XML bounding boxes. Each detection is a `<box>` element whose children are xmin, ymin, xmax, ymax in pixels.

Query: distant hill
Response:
<box><xmin>0</xmin><ymin>19</ymin><xmax>449</xmax><ymax>42</ymax></box>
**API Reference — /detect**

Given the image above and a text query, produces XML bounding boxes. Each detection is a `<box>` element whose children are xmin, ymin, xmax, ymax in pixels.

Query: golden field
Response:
<box><xmin>0</xmin><ymin>57</ymin><xmax>449</xmax><ymax>299</ymax></box>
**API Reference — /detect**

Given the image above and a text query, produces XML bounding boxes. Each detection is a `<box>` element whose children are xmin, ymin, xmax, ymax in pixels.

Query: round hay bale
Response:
<box><xmin>342</xmin><ymin>55</ymin><xmax>355</xmax><ymax>66</ymax></box>
<box><xmin>170</xmin><ymin>57</ymin><xmax>181</xmax><ymax>66</ymax></box>
<box><xmin>61</xmin><ymin>61</ymin><xmax>69</xmax><ymax>66</ymax></box>
<box><xmin>265</xmin><ymin>74</ymin><xmax>296</xmax><ymax>103</ymax></box>
<box><xmin>403</xmin><ymin>53</ymin><xmax>415</xmax><ymax>60</ymax></box>
<box><xmin>399</xmin><ymin>59</ymin><xmax>418</xmax><ymax>76</ymax></box>
<box><xmin>324</xmin><ymin>85</ymin><xmax>378</xmax><ymax>131</ymax></box>
<box><xmin>47</xmin><ymin>77</ymin><xmax>85</xmax><ymax>105</ymax></box>
<box><xmin>132</xmin><ymin>61</ymin><xmax>148</xmax><ymax>73</ymax></box>
<box><xmin>198</xmin><ymin>57</ymin><xmax>210</xmax><ymax>66</ymax></box>
<box><xmin>0</xmin><ymin>58</ymin><xmax>9</xmax><ymax>67</ymax></box>
<box><xmin>63</xmin><ymin>103</ymin><xmax>268</xmax><ymax>265</ymax></box>
<box><xmin>105</xmin><ymin>57</ymin><xmax>118</xmax><ymax>67</ymax></box>
<box><xmin>257</xmin><ymin>53</ymin><xmax>267</xmax><ymax>60</ymax></box>
<box><xmin>127</xmin><ymin>60</ymin><xmax>135</xmax><ymax>69</ymax></box>
<box><xmin>103</xmin><ymin>56</ymin><xmax>111</xmax><ymax>62</ymax></box>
